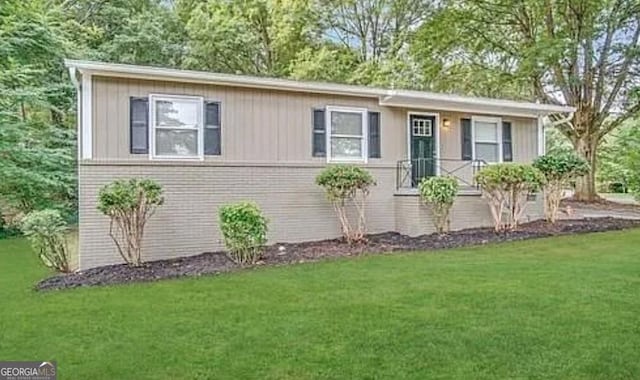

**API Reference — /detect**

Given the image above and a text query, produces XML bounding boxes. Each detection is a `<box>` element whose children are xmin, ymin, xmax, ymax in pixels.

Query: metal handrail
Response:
<box><xmin>396</xmin><ymin>157</ymin><xmax>489</xmax><ymax>189</ymax></box>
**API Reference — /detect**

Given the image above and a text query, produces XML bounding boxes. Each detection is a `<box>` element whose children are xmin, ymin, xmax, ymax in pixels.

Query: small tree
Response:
<box><xmin>533</xmin><ymin>153</ymin><xmax>589</xmax><ymax>223</ymax></box>
<box><xmin>219</xmin><ymin>202</ymin><xmax>269</xmax><ymax>264</ymax></box>
<box><xmin>475</xmin><ymin>164</ymin><xmax>544</xmax><ymax>232</ymax></box>
<box><xmin>97</xmin><ymin>179</ymin><xmax>164</xmax><ymax>266</ymax></box>
<box><xmin>418</xmin><ymin>176</ymin><xmax>459</xmax><ymax>234</ymax></box>
<box><xmin>316</xmin><ymin>165</ymin><xmax>376</xmax><ymax>243</ymax></box>
<box><xmin>20</xmin><ymin>209</ymin><xmax>72</xmax><ymax>273</ymax></box>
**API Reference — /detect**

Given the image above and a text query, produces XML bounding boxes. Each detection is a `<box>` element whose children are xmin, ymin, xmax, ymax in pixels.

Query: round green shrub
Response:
<box><xmin>475</xmin><ymin>163</ymin><xmax>545</xmax><ymax>192</ymax></box>
<box><xmin>474</xmin><ymin>163</ymin><xmax>544</xmax><ymax>231</ymax></box>
<box><xmin>97</xmin><ymin>179</ymin><xmax>164</xmax><ymax>216</ymax></box>
<box><xmin>315</xmin><ymin>165</ymin><xmax>376</xmax><ymax>202</ymax></box>
<box><xmin>20</xmin><ymin>209</ymin><xmax>71</xmax><ymax>272</ymax></box>
<box><xmin>533</xmin><ymin>153</ymin><xmax>589</xmax><ymax>182</ymax></box>
<box><xmin>533</xmin><ymin>153</ymin><xmax>590</xmax><ymax>223</ymax></box>
<box><xmin>97</xmin><ymin>178</ymin><xmax>164</xmax><ymax>266</ymax></box>
<box><xmin>316</xmin><ymin>165</ymin><xmax>376</xmax><ymax>242</ymax></box>
<box><xmin>418</xmin><ymin>176</ymin><xmax>459</xmax><ymax>234</ymax></box>
<box><xmin>219</xmin><ymin>202</ymin><xmax>269</xmax><ymax>264</ymax></box>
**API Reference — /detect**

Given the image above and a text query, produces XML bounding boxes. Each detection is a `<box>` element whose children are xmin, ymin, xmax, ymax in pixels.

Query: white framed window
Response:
<box><xmin>326</xmin><ymin>106</ymin><xmax>368</xmax><ymax>162</ymax></box>
<box><xmin>412</xmin><ymin>118</ymin><xmax>432</xmax><ymax>136</ymax></box>
<box><xmin>472</xmin><ymin>116</ymin><xmax>502</xmax><ymax>163</ymax></box>
<box><xmin>149</xmin><ymin>94</ymin><xmax>204</xmax><ymax>159</ymax></box>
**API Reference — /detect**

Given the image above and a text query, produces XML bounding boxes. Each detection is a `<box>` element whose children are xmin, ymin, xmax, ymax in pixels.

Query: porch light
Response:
<box><xmin>442</xmin><ymin>118</ymin><xmax>451</xmax><ymax>128</ymax></box>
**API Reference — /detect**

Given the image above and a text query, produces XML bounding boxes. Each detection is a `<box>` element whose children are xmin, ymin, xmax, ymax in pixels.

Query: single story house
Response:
<box><xmin>65</xmin><ymin>60</ymin><xmax>574</xmax><ymax>270</ymax></box>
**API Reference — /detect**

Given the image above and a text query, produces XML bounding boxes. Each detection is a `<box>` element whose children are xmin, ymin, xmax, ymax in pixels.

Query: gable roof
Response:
<box><xmin>65</xmin><ymin>59</ymin><xmax>574</xmax><ymax>118</ymax></box>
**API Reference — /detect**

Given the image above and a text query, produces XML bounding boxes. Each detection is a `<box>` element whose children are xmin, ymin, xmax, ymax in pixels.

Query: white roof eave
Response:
<box><xmin>378</xmin><ymin>95</ymin><xmax>573</xmax><ymax>118</ymax></box>
<box><xmin>64</xmin><ymin>59</ymin><xmax>576</xmax><ymax>116</ymax></box>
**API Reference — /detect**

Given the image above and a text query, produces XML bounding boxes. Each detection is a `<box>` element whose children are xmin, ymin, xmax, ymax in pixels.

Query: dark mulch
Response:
<box><xmin>37</xmin><ymin>217</ymin><xmax>640</xmax><ymax>291</ymax></box>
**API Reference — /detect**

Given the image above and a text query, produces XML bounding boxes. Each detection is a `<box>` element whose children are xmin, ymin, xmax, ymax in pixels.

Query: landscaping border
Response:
<box><xmin>37</xmin><ymin>217</ymin><xmax>640</xmax><ymax>291</ymax></box>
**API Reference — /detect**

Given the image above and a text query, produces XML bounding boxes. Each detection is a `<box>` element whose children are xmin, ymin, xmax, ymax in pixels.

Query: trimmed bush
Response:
<box><xmin>20</xmin><ymin>209</ymin><xmax>72</xmax><ymax>272</ymax></box>
<box><xmin>219</xmin><ymin>202</ymin><xmax>268</xmax><ymax>264</ymax></box>
<box><xmin>418</xmin><ymin>176</ymin><xmax>459</xmax><ymax>234</ymax></box>
<box><xmin>533</xmin><ymin>153</ymin><xmax>589</xmax><ymax>223</ymax></box>
<box><xmin>316</xmin><ymin>165</ymin><xmax>376</xmax><ymax>243</ymax></box>
<box><xmin>97</xmin><ymin>179</ymin><xmax>164</xmax><ymax>266</ymax></box>
<box><xmin>475</xmin><ymin>163</ymin><xmax>544</xmax><ymax>231</ymax></box>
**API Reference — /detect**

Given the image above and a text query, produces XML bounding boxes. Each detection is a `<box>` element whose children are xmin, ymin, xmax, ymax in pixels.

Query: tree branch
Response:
<box><xmin>601</xmin><ymin>18</ymin><xmax>640</xmax><ymax>114</ymax></box>
<box><xmin>593</xmin><ymin>0</ymin><xmax>620</xmax><ymax>111</ymax></box>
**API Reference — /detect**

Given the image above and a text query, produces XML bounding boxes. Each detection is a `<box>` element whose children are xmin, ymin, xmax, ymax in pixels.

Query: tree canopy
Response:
<box><xmin>412</xmin><ymin>0</ymin><xmax>640</xmax><ymax>200</ymax></box>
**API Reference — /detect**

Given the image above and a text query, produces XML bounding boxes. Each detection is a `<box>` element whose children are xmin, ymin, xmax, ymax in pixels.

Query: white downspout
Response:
<box><xmin>68</xmin><ymin>67</ymin><xmax>82</xmax><ymax>161</ymax></box>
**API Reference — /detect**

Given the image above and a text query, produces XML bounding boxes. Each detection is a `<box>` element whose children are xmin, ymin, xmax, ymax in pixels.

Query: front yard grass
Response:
<box><xmin>1</xmin><ymin>230</ymin><xmax>640</xmax><ymax>379</ymax></box>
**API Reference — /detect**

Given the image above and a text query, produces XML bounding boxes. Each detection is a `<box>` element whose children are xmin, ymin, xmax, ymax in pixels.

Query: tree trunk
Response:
<box><xmin>573</xmin><ymin>135</ymin><xmax>599</xmax><ymax>201</ymax></box>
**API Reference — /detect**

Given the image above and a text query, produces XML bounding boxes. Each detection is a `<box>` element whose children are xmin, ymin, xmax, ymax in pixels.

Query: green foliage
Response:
<box><xmin>611</xmin><ymin>122</ymin><xmax>640</xmax><ymax>200</ymax></box>
<box><xmin>19</xmin><ymin>209</ymin><xmax>71</xmax><ymax>272</ymax></box>
<box><xmin>316</xmin><ymin>165</ymin><xmax>376</xmax><ymax>243</ymax></box>
<box><xmin>97</xmin><ymin>179</ymin><xmax>164</xmax><ymax>266</ymax></box>
<box><xmin>534</xmin><ymin>153</ymin><xmax>589</xmax><ymax>223</ymax></box>
<box><xmin>418</xmin><ymin>176</ymin><xmax>459</xmax><ymax>234</ymax></box>
<box><xmin>597</xmin><ymin>121</ymin><xmax>640</xmax><ymax>195</ymax></box>
<box><xmin>475</xmin><ymin>164</ymin><xmax>544</xmax><ymax>192</ymax></box>
<box><xmin>414</xmin><ymin>0</ymin><xmax>640</xmax><ymax>200</ymax></box>
<box><xmin>219</xmin><ymin>202</ymin><xmax>268</xmax><ymax>264</ymax></box>
<box><xmin>533</xmin><ymin>153</ymin><xmax>590</xmax><ymax>182</ymax></box>
<box><xmin>316</xmin><ymin>165</ymin><xmax>376</xmax><ymax>202</ymax></box>
<box><xmin>184</xmin><ymin>0</ymin><xmax>318</xmax><ymax>76</ymax></box>
<box><xmin>475</xmin><ymin>164</ymin><xmax>544</xmax><ymax>231</ymax></box>
<box><xmin>545</xmin><ymin>127</ymin><xmax>573</xmax><ymax>157</ymax></box>
<box><xmin>97</xmin><ymin>179</ymin><xmax>164</xmax><ymax>215</ymax></box>
<box><xmin>0</xmin><ymin>0</ymin><xmax>77</xmax><ymax>222</ymax></box>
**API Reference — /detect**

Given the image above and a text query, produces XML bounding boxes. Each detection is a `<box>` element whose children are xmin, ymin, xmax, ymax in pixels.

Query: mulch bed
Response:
<box><xmin>37</xmin><ymin>217</ymin><xmax>640</xmax><ymax>291</ymax></box>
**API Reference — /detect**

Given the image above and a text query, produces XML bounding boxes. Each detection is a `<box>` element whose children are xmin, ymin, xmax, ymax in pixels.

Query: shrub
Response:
<box><xmin>219</xmin><ymin>202</ymin><xmax>268</xmax><ymax>264</ymax></box>
<box><xmin>533</xmin><ymin>153</ymin><xmax>589</xmax><ymax>223</ymax></box>
<box><xmin>316</xmin><ymin>165</ymin><xmax>376</xmax><ymax>243</ymax></box>
<box><xmin>418</xmin><ymin>176</ymin><xmax>459</xmax><ymax>234</ymax></box>
<box><xmin>20</xmin><ymin>209</ymin><xmax>72</xmax><ymax>272</ymax></box>
<box><xmin>97</xmin><ymin>179</ymin><xmax>164</xmax><ymax>266</ymax></box>
<box><xmin>475</xmin><ymin>164</ymin><xmax>544</xmax><ymax>231</ymax></box>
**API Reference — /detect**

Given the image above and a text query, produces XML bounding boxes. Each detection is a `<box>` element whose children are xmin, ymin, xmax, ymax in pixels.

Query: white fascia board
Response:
<box><xmin>537</xmin><ymin>116</ymin><xmax>545</xmax><ymax>156</ymax></box>
<box><xmin>64</xmin><ymin>59</ymin><xmax>576</xmax><ymax>115</ymax></box>
<box><xmin>81</xmin><ymin>72</ymin><xmax>92</xmax><ymax>159</ymax></box>
<box><xmin>380</xmin><ymin>100</ymin><xmax>541</xmax><ymax>119</ymax></box>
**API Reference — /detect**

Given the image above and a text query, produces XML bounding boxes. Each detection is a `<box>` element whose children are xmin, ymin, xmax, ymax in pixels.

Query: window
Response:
<box><xmin>326</xmin><ymin>106</ymin><xmax>368</xmax><ymax>162</ymax></box>
<box><xmin>472</xmin><ymin>116</ymin><xmax>502</xmax><ymax>163</ymax></box>
<box><xmin>150</xmin><ymin>94</ymin><xmax>204</xmax><ymax>159</ymax></box>
<box><xmin>412</xmin><ymin>118</ymin><xmax>432</xmax><ymax>136</ymax></box>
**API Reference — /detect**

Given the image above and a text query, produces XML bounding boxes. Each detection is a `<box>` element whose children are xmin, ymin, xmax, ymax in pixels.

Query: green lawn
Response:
<box><xmin>1</xmin><ymin>231</ymin><xmax>640</xmax><ymax>379</ymax></box>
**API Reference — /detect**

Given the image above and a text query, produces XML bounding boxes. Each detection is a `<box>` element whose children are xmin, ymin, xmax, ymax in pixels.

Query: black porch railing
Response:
<box><xmin>396</xmin><ymin>158</ymin><xmax>488</xmax><ymax>189</ymax></box>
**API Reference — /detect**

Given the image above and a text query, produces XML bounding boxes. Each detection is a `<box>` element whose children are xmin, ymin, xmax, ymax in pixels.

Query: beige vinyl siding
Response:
<box><xmin>90</xmin><ymin>76</ymin><xmax>538</xmax><ymax>166</ymax></box>
<box><xmin>91</xmin><ymin>76</ymin><xmax>407</xmax><ymax>163</ymax></box>
<box><xmin>437</xmin><ymin>112</ymin><xmax>538</xmax><ymax>162</ymax></box>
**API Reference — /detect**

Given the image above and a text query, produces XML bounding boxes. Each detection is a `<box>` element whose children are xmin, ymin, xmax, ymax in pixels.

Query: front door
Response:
<box><xmin>410</xmin><ymin>114</ymin><xmax>436</xmax><ymax>186</ymax></box>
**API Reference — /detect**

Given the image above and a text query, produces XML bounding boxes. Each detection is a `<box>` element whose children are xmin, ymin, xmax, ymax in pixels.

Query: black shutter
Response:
<box><xmin>368</xmin><ymin>111</ymin><xmax>381</xmax><ymax>158</ymax></box>
<box><xmin>502</xmin><ymin>121</ymin><xmax>513</xmax><ymax>162</ymax></box>
<box><xmin>130</xmin><ymin>97</ymin><xmax>149</xmax><ymax>154</ymax></box>
<box><xmin>312</xmin><ymin>108</ymin><xmax>326</xmax><ymax>157</ymax></box>
<box><xmin>205</xmin><ymin>101</ymin><xmax>221</xmax><ymax>155</ymax></box>
<box><xmin>461</xmin><ymin>118</ymin><xmax>472</xmax><ymax>160</ymax></box>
